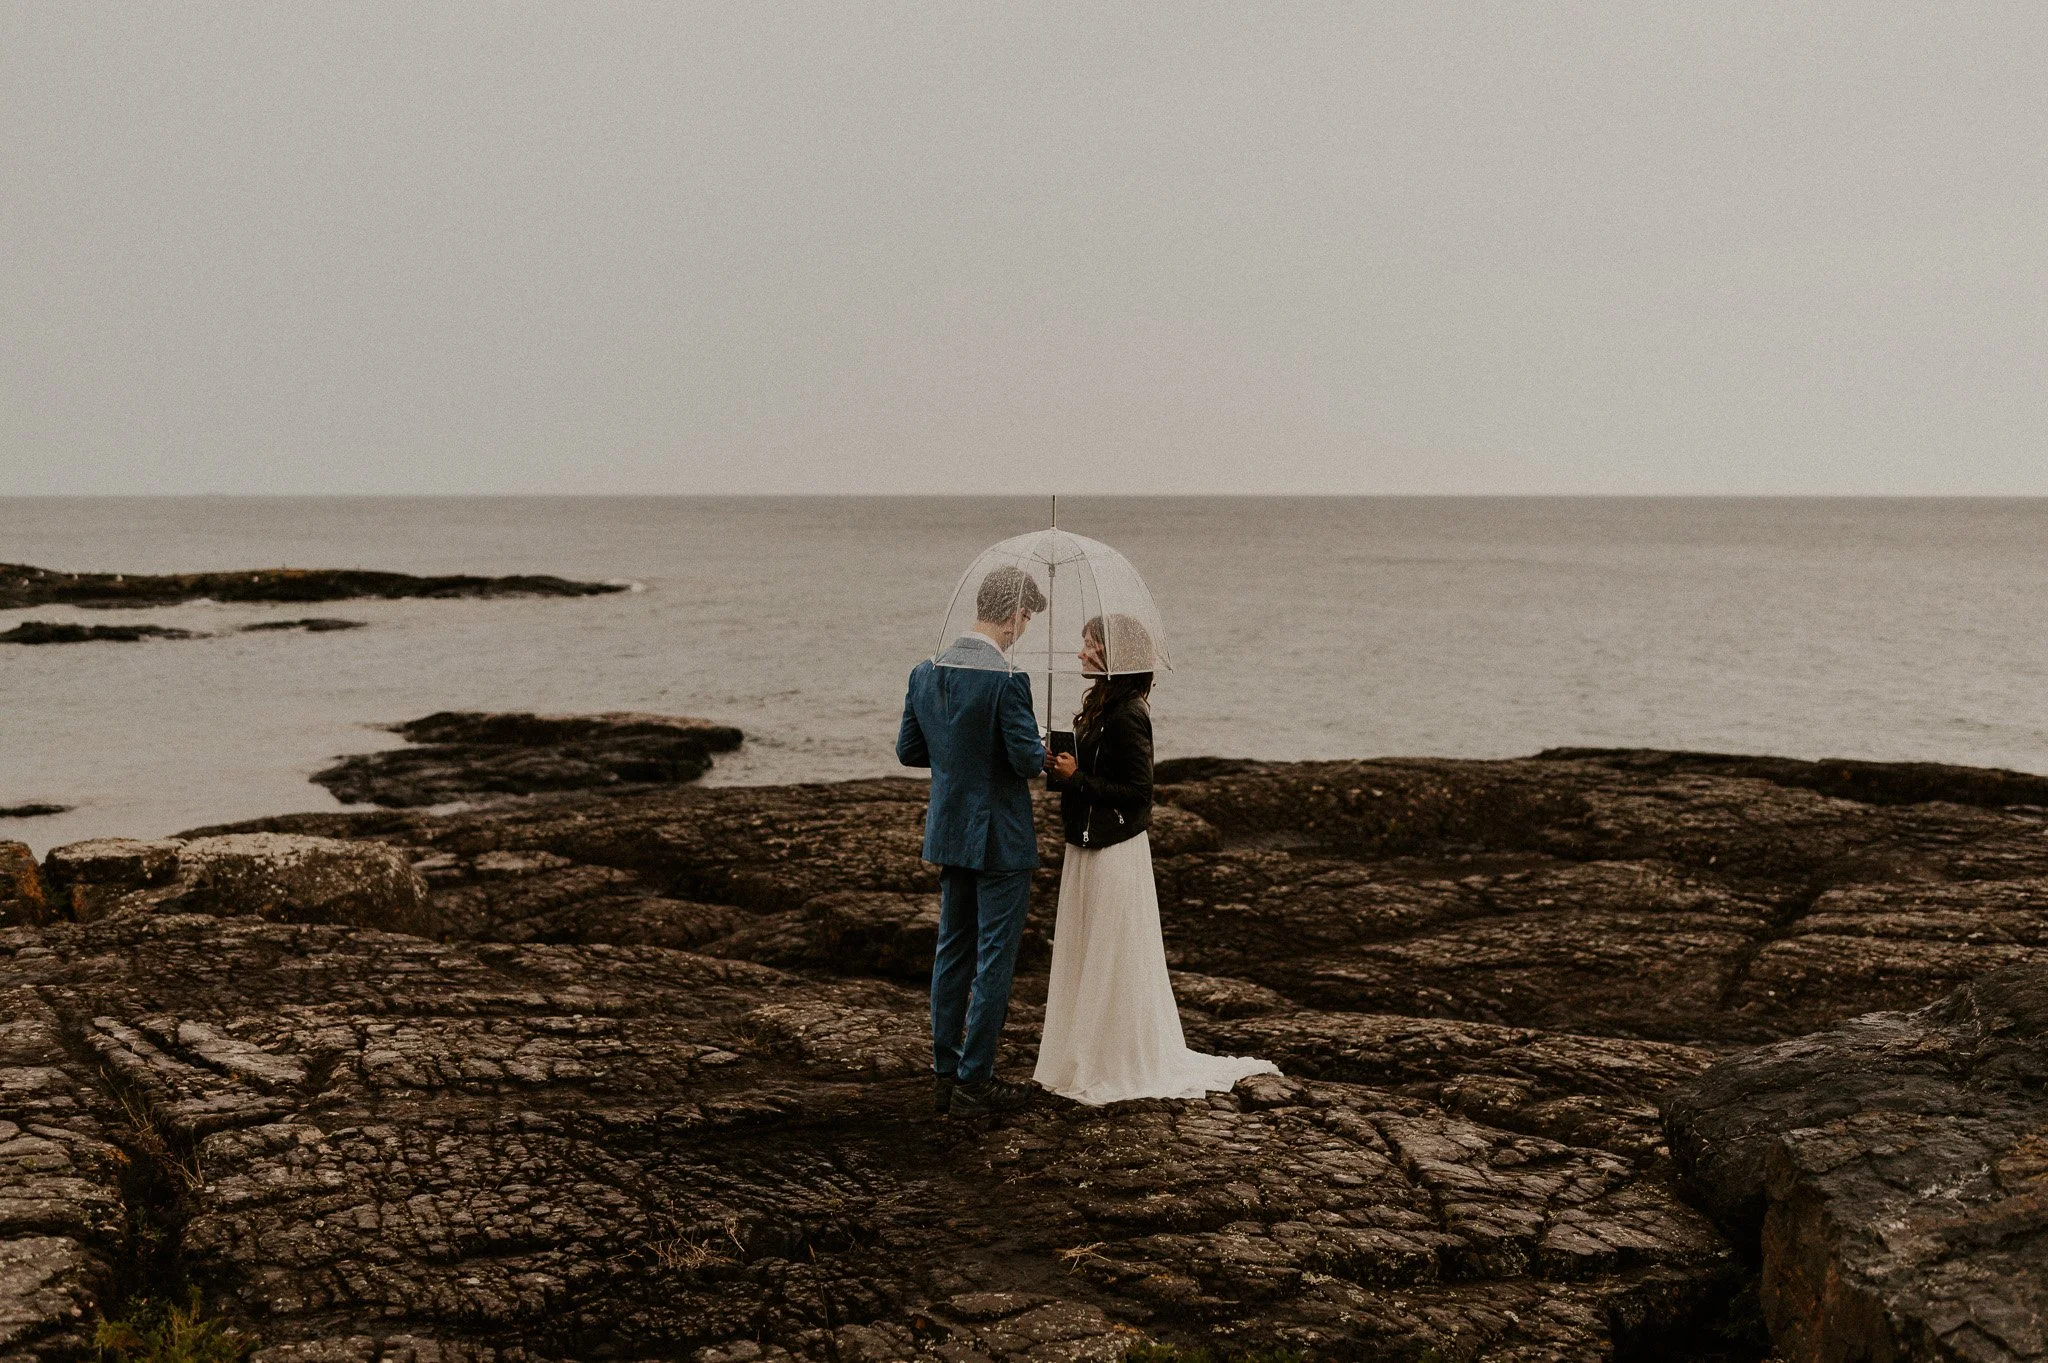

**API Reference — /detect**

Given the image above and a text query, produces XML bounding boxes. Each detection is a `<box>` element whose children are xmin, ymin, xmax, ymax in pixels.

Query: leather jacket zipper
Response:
<box><xmin>1080</xmin><ymin>726</ymin><xmax>1096</xmax><ymax>846</ymax></box>
<box><xmin>1081</xmin><ymin>716</ymin><xmax>1119</xmax><ymax>847</ymax></box>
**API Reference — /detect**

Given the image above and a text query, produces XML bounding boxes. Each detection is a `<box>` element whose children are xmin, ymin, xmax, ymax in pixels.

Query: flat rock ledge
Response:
<box><xmin>313</xmin><ymin>711</ymin><xmax>746</xmax><ymax>808</ymax></box>
<box><xmin>0</xmin><ymin>563</ymin><xmax>627</xmax><ymax>610</ymax></box>
<box><xmin>1666</xmin><ymin>964</ymin><xmax>2048</xmax><ymax>1363</ymax></box>
<box><xmin>0</xmin><ymin>747</ymin><xmax>2040</xmax><ymax>1360</ymax></box>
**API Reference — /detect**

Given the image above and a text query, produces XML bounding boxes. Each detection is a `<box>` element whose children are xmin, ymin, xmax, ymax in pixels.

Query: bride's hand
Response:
<box><xmin>1050</xmin><ymin>752</ymin><xmax>1078</xmax><ymax>781</ymax></box>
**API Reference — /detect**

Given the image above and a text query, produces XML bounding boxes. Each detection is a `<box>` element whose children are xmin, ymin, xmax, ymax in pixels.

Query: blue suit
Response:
<box><xmin>897</xmin><ymin>634</ymin><xmax>1047</xmax><ymax>1084</ymax></box>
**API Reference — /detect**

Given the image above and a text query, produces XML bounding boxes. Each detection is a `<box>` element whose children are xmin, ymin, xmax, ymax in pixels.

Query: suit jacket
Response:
<box><xmin>896</xmin><ymin>635</ymin><xmax>1046</xmax><ymax>871</ymax></box>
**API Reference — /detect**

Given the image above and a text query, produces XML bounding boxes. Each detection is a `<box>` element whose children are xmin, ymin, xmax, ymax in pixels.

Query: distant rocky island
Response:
<box><xmin>0</xmin><ymin>734</ymin><xmax>2041</xmax><ymax>1361</ymax></box>
<box><xmin>0</xmin><ymin>621</ymin><xmax>203</xmax><ymax>645</ymax></box>
<box><xmin>3</xmin><ymin>618</ymin><xmax>365</xmax><ymax>645</ymax></box>
<box><xmin>0</xmin><ymin>562</ymin><xmax>628</xmax><ymax>610</ymax></box>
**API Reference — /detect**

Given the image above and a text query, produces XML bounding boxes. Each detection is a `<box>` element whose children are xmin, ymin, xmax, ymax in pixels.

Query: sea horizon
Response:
<box><xmin>6</xmin><ymin>493</ymin><xmax>2046</xmax><ymax>854</ymax></box>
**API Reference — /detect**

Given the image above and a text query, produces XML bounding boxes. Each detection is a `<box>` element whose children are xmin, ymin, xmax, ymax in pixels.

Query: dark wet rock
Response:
<box><xmin>0</xmin><ymin>563</ymin><xmax>626</xmax><ymax>610</ymax></box>
<box><xmin>813</xmin><ymin>892</ymin><xmax>941</xmax><ymax>981</ymax></box>
<box><xmin>1540</xmin><ymin>746</ymin><xmax>2048</xmax><ymax>812</ymax></box>
<box><xmin>1166</xmin><ymin>972</ymin><xmax>1293</xmax><ymax>1020</ymax></box>
<box><xmin>1151</xmin><ymin>756</ymin><xmax>1263</xmax><ymax>785</ymax></box>
<box><xmin>393</xmin><ymin>712</ymin><xmax>745</xmax><ymax>751</ymax></box>
<box><xmin>1153</xmin><ymin>852</ymin><xmax>1776</xmax><ymax>1042</ymax></box>
<box><xmin>239</xmin><ymin>618</ymin><xmax>366</xmax><ymax>633</ymax></box>
<box><xmin>1194</xmin><ymin>1009</ymin><xmax>1717</xmax><ymax>1163</ymax></box>
<box><xmin>1665</xmin><ymin>964</ymin><xmax>2048</xmax><ymax>1363</ymax></box>
<box><xmin>214</xmin><ymin>750</ymin><xmax>2048</xmax><ymax>1047</ymax></box>
<box><xmin>1721</xmin><ymin>876</ymin><xmax>2048</xmax><ymax>1038</ymax></box>
<box><xmin>0</xmin><ymin>621</ymin><xmax>201</xmax><ymax>644</ymax></box>
<box><xmin>312</xmin><ymin>710</ymin><xmax>745</xmax><ymax>808</ymax></box>
<box><xmin>0</xmin><ymin>806</ymin><xmax>69</xmax><ymax>820</ymax></box>
<box><xmin>1151</xmin><ymin>755</ymin><xmax>2048</xmax><ymax>1043</ymax></box>
<box><xmin>6</xmin><ymin>747</ymin><xmax>2041</xmax><ymax>1359</ymax></box>
<box><xmin>0</xmin><ymin>845</ymin><xmax>48</xmax><ymax>928</ymax></box>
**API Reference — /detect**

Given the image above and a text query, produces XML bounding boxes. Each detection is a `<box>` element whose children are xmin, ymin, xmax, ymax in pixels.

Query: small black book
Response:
<box><xmin>1046</xmin><ymin>729</ymin><xmax>1076</xmax><ymax>787</ymax></box>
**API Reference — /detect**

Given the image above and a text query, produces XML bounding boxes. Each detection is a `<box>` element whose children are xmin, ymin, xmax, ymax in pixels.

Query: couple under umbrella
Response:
<box><xmin>896</xmin><ymin>528</ymin><xmax>1277</xmax><ymax>1118</ymax></box>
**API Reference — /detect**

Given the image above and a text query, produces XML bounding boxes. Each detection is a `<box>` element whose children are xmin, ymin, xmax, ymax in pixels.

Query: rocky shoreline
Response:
<box><xmin>0</xmin><ymin>563</ymin><xmax>627</xmax><ymax>611</ymax></box>
<box><xmin>0</xmin><ymin>743</ymin><xmax>2041</xmax><ymax>1360</ymax></box>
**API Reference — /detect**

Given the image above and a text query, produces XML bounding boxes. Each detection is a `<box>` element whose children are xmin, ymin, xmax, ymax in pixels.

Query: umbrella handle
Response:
<box><xmin>1046</xmin><ymin>494</ymin><xmax>1056</xmax><ymax>740</ymax></box>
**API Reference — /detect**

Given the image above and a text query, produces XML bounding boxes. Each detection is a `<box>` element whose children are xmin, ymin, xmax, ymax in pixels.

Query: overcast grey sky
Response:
<box><xmin>3</xmin><ymin>3</ymin><xmax>2044</xmax><ymax>496</ymax></box>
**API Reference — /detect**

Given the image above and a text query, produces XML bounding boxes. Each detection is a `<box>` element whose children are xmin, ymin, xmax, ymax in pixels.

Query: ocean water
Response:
<box><xmin>2</xmin><ymin>496</ymin><xmax>2044</xmax><ymax>855</ymax></box>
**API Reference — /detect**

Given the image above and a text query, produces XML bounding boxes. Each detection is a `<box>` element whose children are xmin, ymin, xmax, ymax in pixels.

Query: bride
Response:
<box><xmin>1036</xmin><ymin>614</ymin><xmax>1279</xmax><ymax>1105</ymax></box>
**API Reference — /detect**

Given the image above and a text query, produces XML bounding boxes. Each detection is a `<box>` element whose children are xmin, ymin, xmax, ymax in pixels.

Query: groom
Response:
<box><xmin>896</xmin><ymin>564</ymin><xmax>1049</xmax><ymax>1118</ymax></box>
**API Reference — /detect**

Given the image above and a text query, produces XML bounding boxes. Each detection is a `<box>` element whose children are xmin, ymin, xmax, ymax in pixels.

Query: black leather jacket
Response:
<box><xmin>1054</xmin><ymin>696</ymin><xmax>1153</xmax><ymax>850</ymax></box>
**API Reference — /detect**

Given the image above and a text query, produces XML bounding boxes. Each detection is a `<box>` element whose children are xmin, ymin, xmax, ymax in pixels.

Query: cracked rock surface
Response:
<box><xmin>1666</xmin><ymin>964</ymin><xmax>2048</xmax><ymax>1363</ymax></box>
<box><xmin>0</xmin><ymin>747</ymin><xmax>2041</xmax><ymax>1359</ymax></box>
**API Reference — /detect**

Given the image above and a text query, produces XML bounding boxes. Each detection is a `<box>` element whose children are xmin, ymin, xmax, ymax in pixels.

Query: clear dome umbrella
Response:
<box><xmin>933</xmin><ymin>517</ymin><xmax>1170</xmax><ymax>735</ymax></box>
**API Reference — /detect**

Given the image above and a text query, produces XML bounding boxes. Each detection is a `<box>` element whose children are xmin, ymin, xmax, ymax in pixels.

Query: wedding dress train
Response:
<box><xmin>1033</xmin><ymin>832</ymin><xmax>1279</xmax><ymax>1105</ymax></box>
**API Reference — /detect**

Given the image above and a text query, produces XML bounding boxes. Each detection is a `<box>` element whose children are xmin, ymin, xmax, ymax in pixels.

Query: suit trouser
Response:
<box><xmin>930</xmin><ymin>864</ymin><xmax>1033</xmax><ymax>1084</ymax></box>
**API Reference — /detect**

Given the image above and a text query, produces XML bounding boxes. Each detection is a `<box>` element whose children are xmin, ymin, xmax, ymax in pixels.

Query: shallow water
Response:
<box><xmin>3</xmin><ymin>495</ymin><xmax>2044</xmax><ymax>853</ymax></box>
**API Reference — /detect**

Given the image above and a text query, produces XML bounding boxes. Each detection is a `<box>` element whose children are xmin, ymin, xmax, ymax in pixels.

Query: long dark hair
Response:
<box><xmin>1074</xmin><ymin>615</ymin><xmax>1154</xmax><ymax>744</ymax></box>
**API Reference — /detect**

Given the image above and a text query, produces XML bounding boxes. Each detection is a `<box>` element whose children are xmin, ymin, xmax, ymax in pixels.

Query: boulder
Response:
<box><xmin>170</xmin><ymin>835</ymin><xmax>438</xmax><ymax>936</ymax></box>
<box><xmin>42</xmin><ymin>838</ymin><xmax>182</xmax><ymax>892</ymax></box>
<box><xmin>41</xmin><ymin>838</ymin><xmax>182</xmax><ymax>921</ymax></box>
<box><xmin>1665</xmin><ymin>965</ymin><xmax>2048</xmax><ymax>1363</ymax></box>
<box><xmin>0</xmin><ymin>845</ymin><xmax>46</xmax><ymax>928</ymax></box>
<box><xmin>41</xmin><ymin>834</ymin><xmax>436</xmax><ymax>935</ymax></box>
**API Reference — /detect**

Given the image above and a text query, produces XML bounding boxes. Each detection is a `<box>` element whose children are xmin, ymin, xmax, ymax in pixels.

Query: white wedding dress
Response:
<box><xmin>1033</xmin><ymin>831</ymin><xmax>1280</xmax><ymax>1105</ymax></box>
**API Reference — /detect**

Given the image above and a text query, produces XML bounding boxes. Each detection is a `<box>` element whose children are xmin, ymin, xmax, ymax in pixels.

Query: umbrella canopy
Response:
<box><xmin>933</xmin><ymin>528</ymin><xmax>1169</xmax><ymax>727</ymax></box>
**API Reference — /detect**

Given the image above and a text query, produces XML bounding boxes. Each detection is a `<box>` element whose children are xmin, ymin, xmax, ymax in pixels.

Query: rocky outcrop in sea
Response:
<box><xmin>312</xmin><ymin>711</ymin><xmax>748</xmax><ymax>807</ymax></box>
<box><xmin>0</xmin><ymin>563</ymin><xmax>627</xmax><ymax>610</ymax></box>
<box><xmin>238</xmin><ymin>619</ymin><xmax>367</xmax><ymax>634</ymax></box>
<box><xmin>0</xmin><ymin>622</ymin><xmax>202</xmax><ymax>645</ymax></box>
<box><xmin>2</xmin><ymin>618</ymin><xmax>362</xmax><ymax>645</ymax></box>
<box><xmin>0</xmin><ymin>745</ymin><xmax>2042</xmax><ymax>1361</ymax></box>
